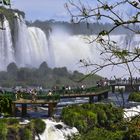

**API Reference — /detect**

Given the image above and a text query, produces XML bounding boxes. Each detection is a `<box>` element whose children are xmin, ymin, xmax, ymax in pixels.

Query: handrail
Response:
<box><xmin>0</xmin><ymin>86</ymin><xmax>110</xmax><ymax>101</ymax></box>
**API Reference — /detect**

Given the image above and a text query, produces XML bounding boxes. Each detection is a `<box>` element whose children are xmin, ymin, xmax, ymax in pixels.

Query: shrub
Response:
<box><xmin>32</xmin><ymin>119</ymin><xmax>46</xmax><ymax>134</ymax></box>
<box><xmin>22</xmin><ymin>128</ymin><xmax>33</xmax><ymax>140</ymax></box>
<box><xmin>128</xmin><ymin>92</ymin><xmax>140</xmax><ymax>102</ymax></box>
<box><xmin>0</xmin><ymin>123</ymin><xmax>8</xmax><ymax>140</ymax></box>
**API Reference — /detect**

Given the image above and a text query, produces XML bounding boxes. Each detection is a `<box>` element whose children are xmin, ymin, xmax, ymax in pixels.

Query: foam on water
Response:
<box><xmin>124</xmin><ymin>105</ymin><xmax>140</xmax><ymax>119</ymax></box>
<box><xmin>39</xmin><ymin>119</ymin><xmax>78</xmax><ymax>140</ymax></box>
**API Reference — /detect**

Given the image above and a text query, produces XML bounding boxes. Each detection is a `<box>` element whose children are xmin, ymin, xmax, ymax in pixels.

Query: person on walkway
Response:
<box><xmin>48</xmin><ymin>90</ymin><xmax>53</xmax><ymax>96</ymax></box>
<box><xmin>31</xmin><ymin>89</ymin><xmax>37</xmax><ymax>101</ymax></box>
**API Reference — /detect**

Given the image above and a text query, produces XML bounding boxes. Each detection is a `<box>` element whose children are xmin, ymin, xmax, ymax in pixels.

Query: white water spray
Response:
<box><xmin>39</xmin><ymin>119</ymin><xmax>78</xmax><ymax>140</ymax></box>
<box><xmin>0</xmin><ymin>17</ymin><xmax>15</xmax><ymax>70</ymax></box>
<box><xmin>14</xmin><ymin>14</ymin><xmax>49</xmax><ymax>68</ymax></box>
<box><xmin>0</xmin><ymin>14</ymin><xmax>140</xmax><ymax>78</ymax></box>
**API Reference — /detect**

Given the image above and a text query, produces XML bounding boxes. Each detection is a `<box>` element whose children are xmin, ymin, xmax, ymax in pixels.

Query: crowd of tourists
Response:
<box><xmin>0</xmin><ymin>78</ymin><xmax>111</xmax><ymax>101</ymax></box>
<box><xmin>110</xmin><ymin>77</ymin><xmax>140</xmax><ymax>84</ymax></box>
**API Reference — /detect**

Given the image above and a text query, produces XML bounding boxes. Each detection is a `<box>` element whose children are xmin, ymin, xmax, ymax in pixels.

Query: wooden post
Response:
<box><xmin>98</xmin><ymin>94</ymin><xmax>102</xmax><ymax>101</ymax></box>
<box><xmin>48</xmin><ymin>103</ymin><xmax>57</xmax><ymax>117</ymax></box>
<box><xmin>22</xmin><ymin>104</ymin><xmax>27</xmax><ymax>117</ymax></box>
<box><xmin>112</xmin><ymin>86</ymin><xmax>115</xmax><ymax>93</ymax></box>
<box><xmin>104</xmin><ymin>92</ymin><xmax>108</xmax><ymax>99</ymax></box>
<box><xmin>12</xmin><ymin>103</ymin><xmax>16</xmax><ymax>116</ymax></box>
<box><xmin>89</xmin><ymin>96</ymin><xmax>94</xmax><ymax>104</ymax></box>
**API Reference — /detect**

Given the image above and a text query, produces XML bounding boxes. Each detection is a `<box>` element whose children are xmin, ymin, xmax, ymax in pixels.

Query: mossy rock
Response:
<box><xmin>55</xmin><ymin>124</ymin><xmax>63</xmax><ymax>129</ymax></box>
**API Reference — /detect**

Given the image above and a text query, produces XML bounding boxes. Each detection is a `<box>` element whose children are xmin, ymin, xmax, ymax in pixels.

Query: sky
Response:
<box><xmin>11</xmin><ymin>0</ymin><xmax>109</xmax><ymax>21</ymax></box>
<box><xmin>11</xmin><ymin>0</ymin><xmax>136</xmax><ymax>22</ymax></box>
<box><xmin>12</xmin><ymin>0</ymin><xmax>73</xmax><ymax>21</ymax></box>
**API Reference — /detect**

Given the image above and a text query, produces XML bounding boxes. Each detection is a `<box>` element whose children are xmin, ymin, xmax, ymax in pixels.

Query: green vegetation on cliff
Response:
<box><xmin>128</xmin><ymin>92</ymin><xmax>140</xmax><ymax>102</ymax></box>
<box><xmin>0</xmin><ymin>118</ymin><xmax>45</xmax><ymax>140</ymax></box>
<box><xmin>62</xmin><ymin>103</ymin><xmax>140</xmax><ymax>140</ymax></box>
<box><xmin>0</xmin><ymin>6</ymin><xmax>25</xmax><ymax>42</ymax></box>
<box><xmin>62</xmin><ymin>104</ymin><xmax>123</xmax><ymax>133</ymax></box>
<box><xmin>0</xmin><ymin>6</ymin><xmax>24</xmax><ymax>24</ymax></box>
<box><xmin>0</xmin><ymin>95</ymin><xmax>12</xmax><ymax>116</ymax></box>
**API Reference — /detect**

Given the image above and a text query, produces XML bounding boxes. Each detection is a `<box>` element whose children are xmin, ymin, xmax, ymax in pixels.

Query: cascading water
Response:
<box><xmin>14</xmin><ymin>14</ymin><xmax>32</xmax><ymax>67</ymax></box>
<box><xmin>39</xmin><ymin>119</ymin><xmax>78</xmax><ymax>140</ymax></box>
<box><xmin>0</xmin><ymin>13</ymin><xmax>139</xmax><ymax>78</ymax></box>
<box><xmin>49</xmin><ymin>28</ymin><xmax>93</xmax><ymax>71</ymax></box>
<box><xmin>14</xmin><ymin>14</ymin><xmax>50</xmax><ymax>68</ymax></box>
<box><xmin>28</xmin><ymin>27</ymin><xmax>50</xmax><ymax>67</ymax></box>
<box><xmin>48</xmin><ymin>30</ymin><xmax>140</xmax><ymax>77</ymax></box>
<box><xmin>0</xmin><ymin>16</ymin><xmax>15</xmax><ymax>70</ymax></box>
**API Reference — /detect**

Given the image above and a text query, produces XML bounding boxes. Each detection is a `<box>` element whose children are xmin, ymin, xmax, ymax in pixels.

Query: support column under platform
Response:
<box><xmin>89</xmin><ymin>96</ymin><xmax>94</xmax><ymax>103</ymax></box>
<box><xmin>104</xmin><ymin>92</ymin><xmax>108</xmax><ymax>99</ymax></box>
<box><xmin>112</xmin><ymin>86</ymin><xmax>115</xmax><ymax>93</ymax></box>
<box><xmin>12</xmin><ymin>103</ymin><xmax>16</xmax><ymax>116</ymax></box>
<box><xmin>22</xmin><ymin>104</ymin><xmax>27</xmax><ymax>117</ymax></box>
<box><xmin>97</xmin><ymin>94</ymin><xmax>102</xmax><ymax>101</ymax></box>
<box><xmin>48</xmin><ymin>103</ymin><xmax>57</xmax><ymax>117</ymax></box>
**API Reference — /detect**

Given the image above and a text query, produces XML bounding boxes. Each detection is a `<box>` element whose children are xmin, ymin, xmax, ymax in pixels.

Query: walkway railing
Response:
<box><xmin>54</xmin><ymin>86</ymin><xmax>109</xmax><ymax>95</ymax></box>
<box><xmin>110</xmin><ymin>79</ymin><xmax>140</xmax><ymax>85</ymax></box>
<box><xmin>0</xmin><ymin>86</ymin><xmax>110</xmax><ymax>101</ymax></box>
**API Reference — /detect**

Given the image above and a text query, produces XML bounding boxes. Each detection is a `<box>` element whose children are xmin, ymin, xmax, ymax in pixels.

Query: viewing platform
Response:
<box><xmin>1</xmin><ymin>86</ymin><xmax>110</xmax><ymax>117</ymax></box>
<box><xmin>109</xmin><ymin>80</ymin><xmax>140</xmax><ymax>92</ymax></box>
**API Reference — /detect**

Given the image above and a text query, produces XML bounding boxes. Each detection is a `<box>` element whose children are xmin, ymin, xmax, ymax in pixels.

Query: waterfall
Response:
<box><xmin>14</xmin><ymin>14</ymin><xmax>32</xmax><ymax>67</ymax></box>
<box><xmin>14</xmin><ymin>14</ymin><xmax>49</xmax><ymax>68</ymax></box>
<box><xmin>0</xmin><ymin>14</ymin><xmax>139</xmax><ymax>78</ymax></box>
<box><xmin>28</xmin><ymin>27</ymin><xmax>50</xmax><ymax>67</ymax></box>
<box><xmin>0</xmin><ymin>17</ymin><xmax>15</xmax><ymax>70</ymax></box>
<box><xmin>49</xmin><ymin>29</ymin><xmax>93</xmax><ymax>70</ymax></box>
<box><xmin>39</xmin><ymin>119</ymin><xmax>78</xmax><ymax>140</ymax></box>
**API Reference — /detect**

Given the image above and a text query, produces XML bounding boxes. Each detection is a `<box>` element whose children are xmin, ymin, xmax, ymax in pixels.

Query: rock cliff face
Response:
<box><xmin>0</xmin><ymin>6</ymin><xmax>25</xmax><ymax>39</ymax></box>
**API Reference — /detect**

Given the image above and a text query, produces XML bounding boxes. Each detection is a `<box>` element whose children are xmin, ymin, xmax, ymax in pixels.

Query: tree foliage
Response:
<box><xmin>62</xmin><ymin>103</ymin><xmax>140</xmax><ymax>140</ymax></box>
<box><xmin>128</xmin><ymin>92</ymin><xmax>140</xmax><ymax>102</ymax></box>
<box><xmin>0</xmin><ymin>62</ymin><xmax>101</xmax><ymax>88</ymax></box>
<box><xmin>0</xmin><ymin>96</ymin><xmax>12</xmax><ymax>115</ymax></box>
<box><xmin>61</xmin><ymin>103</ymin><xmax>123</xmax><ymax>133</ymax></box>
<box><xmin>0</xmin><ymin>118</ymin><xmax>46</xmax><ymax>140</ymax></box>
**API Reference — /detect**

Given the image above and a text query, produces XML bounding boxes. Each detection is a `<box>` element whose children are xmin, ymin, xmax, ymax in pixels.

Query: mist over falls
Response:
<box><xmin>0</xmin><ymin>15</ymin><xmax>94</xmax><ymax>72</ymax></box>
<box><xmin>0</xmin><ymin>14</ymin><xmax>140</xmax><ymax>78</ymax></box>
<box><xmin>0</xmin><ymin>15</ymin><xmax>50</xmax><ymax>70</ymax></box>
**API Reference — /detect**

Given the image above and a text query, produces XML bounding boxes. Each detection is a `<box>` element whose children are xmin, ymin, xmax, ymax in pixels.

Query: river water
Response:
<box><xmin>25</xmin><ymin>92</ymin><xmax>140</xmax><ymax>140</ymax></box>
<box><xmin>27</xmin><ymin>92</ymin><xmax>140</xmax><ymax>118</ymax></box>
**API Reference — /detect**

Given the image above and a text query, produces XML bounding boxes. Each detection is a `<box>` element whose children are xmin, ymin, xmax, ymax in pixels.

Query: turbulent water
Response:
<box><xmin>39</xmin><ymin>119</ymin><xmax>78</xmax><ymax>140</ymax></box>
<box><xmin>0</xmin><ymin>16</ymin><xmax>15</xmax><ymax>70</ymax></box>
<box><xmin>14</xmin><ymin>14</ymin><xmax>50</xmax><ymax>68</ymax></box>
<box><xmin>33</xmin><ymin>93</ymin><xmax>140</xmax><ymax>140</ymax></box>
<box><xmin>0</xmin><ymin>15</ymin><xmax>140</xmax><ymax>77</ymax></box>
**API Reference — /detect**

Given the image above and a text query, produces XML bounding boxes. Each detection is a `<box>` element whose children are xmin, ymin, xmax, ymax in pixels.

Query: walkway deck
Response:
<box><xmin>3</xmin><ymin>86</ymin><xmax>110</xmax><ymax>117</ymax></box>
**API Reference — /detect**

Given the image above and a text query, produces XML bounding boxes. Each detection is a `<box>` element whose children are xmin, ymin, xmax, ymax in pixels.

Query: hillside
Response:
<box><xmin>0</xmin><ymin>62</ymin><xmax>102</xmax><ymax>88</ymax></box>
